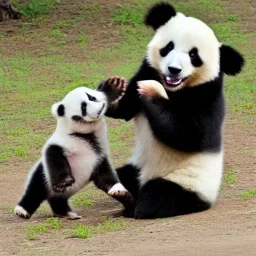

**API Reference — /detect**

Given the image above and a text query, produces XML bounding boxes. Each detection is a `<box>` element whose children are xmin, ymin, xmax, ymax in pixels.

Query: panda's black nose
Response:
<box><xmin>168</xmin><ymin>66</ymin><xmax>182</xmax><ymax>75</ymax></box>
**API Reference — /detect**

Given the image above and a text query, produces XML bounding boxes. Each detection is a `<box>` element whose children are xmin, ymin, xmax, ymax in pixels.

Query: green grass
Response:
<box><xmin>71</xmin><ymin>194</ymin><xmax>94</xmax><ymax>208</ymax></box>
<box><xmin>73</xmin><ymin>225</ymin><xmax>90</xmax><ymax>239</ymax></box>
<box><xmin>13</xmin><ymin>0</ymin><xmax>58</xmax><ymax>18</ymax></box>
<box><xmin>24</xmin><ymin>218</ymin><xmax>62</xmax><ymax>240</ymax></box>
<box><xmin>224</xmin><ymin>168</ymin><xmax>237</xmax><ymax>184</ymax></box>
<box><xmin>239</xmin><ymin>189</ymin><xmax>256</xmax><ymax>199</ymax></box>
<box><xmin>24</xmin><ymin>223</ymin><xmax>49</xmax><ymax>240</ymax></box>
<box><xmin>72</xmin><ymin>218</ymin><xmax>127</xmax><ymax>239</ymax></box>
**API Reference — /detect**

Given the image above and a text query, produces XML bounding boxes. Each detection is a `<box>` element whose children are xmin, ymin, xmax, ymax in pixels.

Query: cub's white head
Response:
<box><xmin>145</xmin><ymin>2</ymin><xmax>244</xmax><ymax>91</ymax></box>
<box><xmin>51</xmin><ymin>87</ymin><xmax>107</xmax><ymax>132</ymax></box>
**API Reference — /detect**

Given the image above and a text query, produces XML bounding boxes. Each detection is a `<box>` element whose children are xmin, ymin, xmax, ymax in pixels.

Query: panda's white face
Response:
<box><xmin>52</xmin><ymin>87</ymin><xmax>107</xmax><ymax>126</ymax></box>
<box><xmin>147</xmin><ymin>13</ymin><xmax>220</xmax><ymax>91</ymax></box>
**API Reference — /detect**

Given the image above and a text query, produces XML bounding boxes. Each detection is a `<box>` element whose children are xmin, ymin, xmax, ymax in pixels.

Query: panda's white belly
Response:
<box><xmin>129</xmin><ymin>114</ymin><xmax>223</xmax><ymax>204</ymax></box>
<box><xmin>65</xmin><ymin>139</ymin><xmax>99</xmax><ymax>195</ymax></box>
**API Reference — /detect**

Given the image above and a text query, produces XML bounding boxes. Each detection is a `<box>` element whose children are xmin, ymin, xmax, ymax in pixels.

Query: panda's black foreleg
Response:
<box><xmin>15</xmin><ymin>162</ymin><xmax>47</xmax><ymax>219</ymax></box>
<box><xmin>134</xmin><ymin>178</ymin><xmax>211</xmax><ymax>219</ymax></box>
<box><xmin>92</xmin><ymin>158</ymin><xmax>134</xmax><ymax>208</ymax></box>
<box><xmin>115</xmin><ymin>164</ymin><xmax>140</xmax><ymax>218</ymax></box>
<box><xmin>48</xmin><ymin>197</ymin><xmax>81</xmax><ymax>220</ymax></box>
<box><xmin>116</xmin><ymin>164</ymin><xmax>140</xmax><ymax>200</ymax></box>
<box><xmin>45</xmin><ymin>144</ymin><xmax>74</xmax><ymax>193</ymax></box>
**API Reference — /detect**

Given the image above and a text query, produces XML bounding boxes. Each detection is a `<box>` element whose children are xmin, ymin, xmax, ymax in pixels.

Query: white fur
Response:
<box><xmin>147</xmin><ymin>12</ymin><xmax>221</xmax><ymax>91</ymax></box>
<box><xmin>14</xmin><ymin>205</ymin><xmax>30</xmax><ymax>218</ymax></box>
<box><xmin>129</xmin><ymin>114</ymin><xmax>223</xmax><ymax>204</ymax></box>
<box><xmin>29</xmin><ymin>87</ymin><xmax>112</xmax><ymax>197</ymax></box>
<box><xmin>108</xmin><ymin>183</ymin><xmax>127</xmax><ymax>193</ymax></box>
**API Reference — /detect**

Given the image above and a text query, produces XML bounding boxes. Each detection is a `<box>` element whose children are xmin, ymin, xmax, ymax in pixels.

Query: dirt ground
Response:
<box><xmin>0</xmin><ymin>0</ymin><xmax>255</xmax><ymax>255</ymax></box>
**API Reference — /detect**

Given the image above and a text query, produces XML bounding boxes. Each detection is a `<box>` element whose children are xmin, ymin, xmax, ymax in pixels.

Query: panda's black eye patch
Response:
<box><xmin>57</xmin><ymin>104</ymin><xmax>65</xmax><ymax>116</ymax></box>
<box><xmin>86</xmin><ymin>93</ymin><xmax>97</xmax><ymax>102</ymax></box>
<box><xmin>189</xmin><ymin>47</ymin><xmax>203</xmax><ymax>67</ymax></box>
<box><xmin>160</xmin><ymin>41</ymin><xmax>174</xmax><ymax>57</ymax></box>
<box><xmin>81</xmin><ymin>102</ymin><xmax>87</xmax><ymax>116</ymax></box>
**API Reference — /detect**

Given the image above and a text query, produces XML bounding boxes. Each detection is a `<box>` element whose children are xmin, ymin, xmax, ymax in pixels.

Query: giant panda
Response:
<box><xmin>14</xmin><ymin>84</ymin><xmax>133</xmax><ymax>219</ymax></box>
<box><xmin>99</xmin><ymin>2</ymin><xmax>244</xmax><ymax>219</ymax></box>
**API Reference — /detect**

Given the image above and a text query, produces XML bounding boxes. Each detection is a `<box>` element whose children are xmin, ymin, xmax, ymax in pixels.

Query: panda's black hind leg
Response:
<box><xmin>134</xmin><ymin>178</ymin><xmax>211</xmax><ymax>219</ymax></box>
<box><xmin>15</xmin><ymin>162</ymin><xmax>47</xmax><ymax>219</ymax></box>
<box><xmin>48</xmin><ymin>197</ymin><xmax>81</xmax><ymax>220</ymax></box>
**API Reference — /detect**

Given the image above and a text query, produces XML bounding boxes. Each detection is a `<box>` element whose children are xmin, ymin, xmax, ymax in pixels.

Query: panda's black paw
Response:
<box><xmin>122</xmin><ymin>206</ymin><xmax>135</xmax><ymax>218</ymax></box>
<box><xmin>53</xmin><ymin>175</ymin><xmax>75</xmax><ymax>193</ymax></box>
<box><xmin>103</xmin><ymin>76</ymin><xmax>127</xmax><ymax>102</ymax></box>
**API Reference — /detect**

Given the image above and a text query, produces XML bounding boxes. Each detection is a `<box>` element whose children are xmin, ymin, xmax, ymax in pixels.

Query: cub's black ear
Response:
<box><xmin>51</xmin><ymin>102</ymin><xmax>65</xmax><ymax>117</ymax></box>
<box><xmin>145</xmin><ymin>2</ymin><xmax>176</xmax><ymax>30</ymax></box>
<box><xmin>220</xmin><ymin>45</ymin><xmax>244</xmax><ymax>76</ymax></box>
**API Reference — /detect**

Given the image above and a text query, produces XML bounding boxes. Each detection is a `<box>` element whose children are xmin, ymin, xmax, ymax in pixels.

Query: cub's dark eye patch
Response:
<box><xmin>160</xmin><ymin>41</ymin><xmax>174</xmax><ymax>57</ymax></box>
<box><xmin>81</xmin><ymin>102</ymin><xmax>87</xmax><ymax>116</ymax></box>
<box><xmin>57</xmin><ymin>104</ymin><xmax>65</xmax><ymax>116</ymax></box>
<box><xmin>86</xmin><ymin>93</ymin><xmax>97</xmax><ymax>102</ymax></box>
<box><xmin>189</xmin><ymin>47</ymin><xmax>203</xmax><ymax>67</ymax></box>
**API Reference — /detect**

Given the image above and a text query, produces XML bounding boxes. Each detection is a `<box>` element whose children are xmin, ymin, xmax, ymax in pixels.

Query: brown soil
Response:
<box><xmin>0</xmin><ymin>0</ymin><xmax>255</xmax><ymax>255</ymax></box>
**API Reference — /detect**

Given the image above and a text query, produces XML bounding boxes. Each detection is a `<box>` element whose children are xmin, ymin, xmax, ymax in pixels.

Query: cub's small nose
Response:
<box><xmin>168</xmin><ymin>66</ymin><xmax>182</xmax><ymax>75</ymax></box>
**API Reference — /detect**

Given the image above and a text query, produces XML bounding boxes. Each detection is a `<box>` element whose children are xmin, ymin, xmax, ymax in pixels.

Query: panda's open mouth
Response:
<box><xmin>165</xmin><ymin>76</ymin><xmax>186</xmax><ymax>87</ymax></box>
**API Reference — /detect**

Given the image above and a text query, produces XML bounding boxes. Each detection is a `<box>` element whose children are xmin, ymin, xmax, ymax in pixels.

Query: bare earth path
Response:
<box><xmin>0</xmin><ymin>0</ymin><xmax>255</xmax><ymax>255</ymax></box>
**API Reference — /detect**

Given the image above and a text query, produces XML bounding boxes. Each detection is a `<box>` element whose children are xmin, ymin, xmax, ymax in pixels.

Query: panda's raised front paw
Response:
<box><xmin>137</xmin><ymin>80</ymin><xmax>168</xmax><ymax>99</ymax></box>
<box><xmin>104</xmin><ymin>76</ymin><xmax>127</xmax><ymax>102</ymax></box>
<box><xmin>53</xmin><ymin>175</ymin><xmax>75</xmax><ymax>193</ymax></box>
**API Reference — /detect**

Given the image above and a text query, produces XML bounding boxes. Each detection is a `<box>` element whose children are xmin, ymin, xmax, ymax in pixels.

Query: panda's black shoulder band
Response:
<box><xmin>145</xmin><ymin>2</ymin><xmax>176</xmax><ymax>30</ymax></box>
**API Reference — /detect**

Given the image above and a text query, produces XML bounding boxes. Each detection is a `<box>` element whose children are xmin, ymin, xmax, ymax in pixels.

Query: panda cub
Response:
<box><xmin>14</xmin><ymin>83</ymin><xmax>133</xmax><ymax>219</ymax></box>
<box><xmin>100</xmin><ymin>2</ymin><xmax>244</xmax><ymax>219</ymax></box>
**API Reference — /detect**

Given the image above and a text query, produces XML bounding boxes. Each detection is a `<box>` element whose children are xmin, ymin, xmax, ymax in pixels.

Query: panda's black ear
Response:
<box><xmin>220</xmin><ymin>45</ymin><xmax>244</xmax><ymax>76</ymax></box>
<box><xmin>145</xmin><ymin>2</ymin><xmax>176</xmax><ymax>30</ymax></box>
<box><xmin>51</xmin><ymin>102</ymin><xmax>65</xmax><ymax>117</ymax></box>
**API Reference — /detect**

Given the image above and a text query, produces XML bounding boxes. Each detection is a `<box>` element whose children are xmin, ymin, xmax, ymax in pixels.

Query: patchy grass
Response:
<box><xmin>224</xmin><ymin>168</ymin><xmax>237</xmax><ymax>184</ymax></box>
<box><xmin>13</xmin><ymin>0</ymin><xmax>58</xmax><ymax>18</ymax></box>
<box><xmin>24</xmin><ymin>223</ymin><xmax>49</xmax><ymax>240</ymax></box>
<box><xmin>71</xmin><ymin>194</ymin><xmax>94</xmax><ymax>208</ymax></box>
<box><xmin>24</xmin><ymin>218</ymin><xmax>62</xmax><ymax>240</ymax></box>
<box><xmin>72</xmin><ymin>218</ymin><xmax>128</xmax><ymax>239</ymax></box>
<box><xmin>73</xmin><ymin>225</ymin><xmax>90</xmax><ymax>239</ymax></box>
<box><xmin>239</xmin><ymin>189</ymin><xmax>256</xmax><ymax>199</ymax></box>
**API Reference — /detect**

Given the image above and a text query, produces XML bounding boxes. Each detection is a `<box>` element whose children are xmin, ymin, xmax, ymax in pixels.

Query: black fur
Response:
<box><xmin>116</xmin><ymin>164</ymin><xmax>140</xmax><ymax>199</ymax></box>
<box><xmin>48</xmin><ymin>197</ymin><xmax>73</xmax><ymax>217</ymax></box>
<box><xmin>160</xmin><ymin>41</ymin><xmax>174</xmax><ymax>57</ymax></box>
<box><xmin>132</xmin><ymin>178</ymin><xmax>210</xmax><ymax>219</ymax></box>
<box><xmin>220</xmin><ymin>45</ymin><xmax>244</xmax><ymax>75</ymax></box>
<box><xmin>70</xmin><ymin>132</ymin><xmax>102</xmax><ymax>154</ymax></box>
<box><xmin>81</xmin><ymin>102</ymin><xmax>87</xmax><ymax>116</ymax></box>
<box><xmin>57</xmin><ymin>104</ymin><xmax>65</xmax><ymax>116</ymax></box>
<box><xmin>189</xmin><ymin>47</ymin><xmax>203</xmax><ymax>67</ymax></box>
<box><xmin>100</xmin><ymin>59</ymin><xmax>161</xmax><ymax>121</ymax></box>
<box><xmin>141</xmin><ymin>75</ymin><xmax>225</xmax><ymax>152</ymax></box>
<box><xmin>92</xmin><ymin>158</ymin><xmax>134</xmax><ymax>207</ymax></box>
<box><xmin>17</xmin><ymin>163</ymin><xmax>47</xmax><ymax>216</ymax></box>
<box><xmin>145</xmin><ymin>2</ymin><xmax>176</xmax><ymax>30</ymax></box>
<box><xmin>45</xmin><ymin>144</ymin><xmax>74</xmax><ymax>192</ymax></box>
<box><xmin>102</xmin><ymin>59</ymin><xmax>224</xmax><ymax>153</ymax></box>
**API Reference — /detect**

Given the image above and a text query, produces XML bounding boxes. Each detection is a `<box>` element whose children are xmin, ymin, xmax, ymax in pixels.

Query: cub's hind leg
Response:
<box><xmin>92</xmin><ymin>158</ymin><xmax>134</xmax><ymax>208</ymax></box>
<box><xmin>14</xmin><ymin>162</ymin><xmax>47</xmax><ymax>219</ymax></box>
<box><xmin>48</xmin><ymin>197</ymin><xmax>81</xmax><ymax>220</ymax></box>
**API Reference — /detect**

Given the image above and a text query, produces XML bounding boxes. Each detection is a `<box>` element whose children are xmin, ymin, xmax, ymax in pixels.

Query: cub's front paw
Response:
<box><xmin>137</xmin><ymin>80</ymin><xmax>168</xmax><ymax>99</ymax></box>
<box><xmin>108</xmin><ymin>183</ymin><xmax>134</xmax><ymax>207</ymax></box>
<box><xmin>104</xmin><ymin>76</ymin><xmax>127</xmax><ymax>102</ymax></box>
<box><xmin>53</xmin><ymin>175</ymin><xmax>75</xmax><ymax>193</ymax></box>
